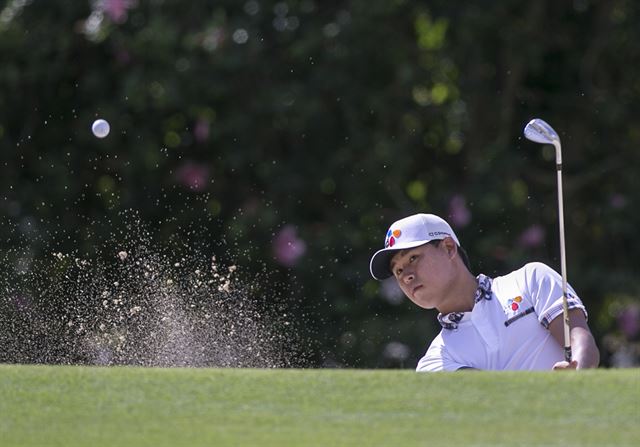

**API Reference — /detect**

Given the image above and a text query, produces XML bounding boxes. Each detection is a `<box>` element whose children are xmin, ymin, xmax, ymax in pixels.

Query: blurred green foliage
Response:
<box><xmin>1</xmin><ymin>0</ymin><xmax>638</xmax><ymax>367</ymax></box>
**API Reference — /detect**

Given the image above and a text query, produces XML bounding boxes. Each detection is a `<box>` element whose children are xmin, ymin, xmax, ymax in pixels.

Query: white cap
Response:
<box><xmin>369</xmin><ymin>213</ymin><xmax>461</xmax><ymax>280</ymax></box>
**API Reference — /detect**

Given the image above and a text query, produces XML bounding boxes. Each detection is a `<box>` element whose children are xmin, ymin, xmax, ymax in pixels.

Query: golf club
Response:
<box><xmin>523</xmin><ymin>118</ymin><xmax>572</xmax><ymax>362</ymax></box>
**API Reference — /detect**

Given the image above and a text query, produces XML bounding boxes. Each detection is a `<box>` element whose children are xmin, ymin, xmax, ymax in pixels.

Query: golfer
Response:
<box><xmin>369</xmin><ymin>213</ymin><xmax>600</xmax><ymax>371</ymax></box>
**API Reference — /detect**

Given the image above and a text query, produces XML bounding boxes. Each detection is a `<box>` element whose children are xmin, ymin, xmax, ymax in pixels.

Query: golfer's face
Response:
<box><xmin>390</xmin><ymin>241</ymin><xmax>451</xmax><ymax>309</ymax></box>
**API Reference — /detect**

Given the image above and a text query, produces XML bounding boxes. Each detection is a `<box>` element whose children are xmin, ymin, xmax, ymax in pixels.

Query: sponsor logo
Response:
<box><xmin>385</xmin><ymin>229</ymin><xmax>402</xmax><ymax>248</ymax></box>
<box><xmin>503</xmin><ymin>295</ymin><xmax>523</xmax><ymax>315</ymax></box>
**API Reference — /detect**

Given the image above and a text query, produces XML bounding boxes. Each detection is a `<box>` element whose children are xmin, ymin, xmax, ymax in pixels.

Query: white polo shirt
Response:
<box><xmin>416</xmin><ymin>262</ymin><xmax>587</xmax><ymax>371</ymax></box>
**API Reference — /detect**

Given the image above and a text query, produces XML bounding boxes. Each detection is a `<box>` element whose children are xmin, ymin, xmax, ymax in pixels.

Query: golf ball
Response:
<box><xmin>92</xmin><ymin>119</ymin><xmax>110</xmax><ymax>138</ymax></box>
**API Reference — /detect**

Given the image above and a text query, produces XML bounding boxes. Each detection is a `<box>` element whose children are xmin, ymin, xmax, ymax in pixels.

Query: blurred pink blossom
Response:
<box><xmin>518</xmin><ymin>224</ymin><xmax>545</xmax><ymax>248</ymax></box>
<box><xmin>609</xmin><ymin>194</ymin><xmax>627</xmax><ymax>209</ymax></box>
<box><xmin>273</xmin><ymin>225</ymin><xmax>307</xmax><ymax>267</ymax></box>
<box><xmin>100</xmin><ymin>0</ymin><xmax>137</xmax><ymax>24</ymax></box>
<box><xmin>618</xmin><ymin>305</ymin><xmax>640</xmax><ymax>340</ymax></box>
<box><xmin>194</xmin><ymin>118</ymin><xmax>210</xmax><ymax>143</ymax></box>
<box><xmin>175</xmin><ymin>161</ymin><xmax>210</xmax><ymax>192</ymax></box>
<box><xmin>448</xmin><ymin>194</ymin><xmax>471</xmax><ymax>228</ymax></box>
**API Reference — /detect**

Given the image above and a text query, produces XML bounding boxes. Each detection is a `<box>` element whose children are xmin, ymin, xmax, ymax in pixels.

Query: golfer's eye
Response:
<box><xmin>409</xmin><ymin>255</ymin><xmax>417</xmax><ymax>263</ymax></box>
<box><xmin>395</xmin><ymin>267</ymin><xmax>403</xmax><ymax>277</ymax></box>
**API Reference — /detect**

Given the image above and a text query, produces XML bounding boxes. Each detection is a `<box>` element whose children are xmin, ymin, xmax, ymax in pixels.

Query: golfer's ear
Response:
<box><xmin>442</xmin><ymin>237</ymin><xmax>458</xmax><ymax>258</ymax></box>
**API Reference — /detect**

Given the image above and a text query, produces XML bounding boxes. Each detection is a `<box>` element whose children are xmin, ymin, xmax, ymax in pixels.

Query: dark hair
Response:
<box><xmin>457</xmin><ymin>246</ymin><xmax>472</xmax><ymax>273</ymax></box>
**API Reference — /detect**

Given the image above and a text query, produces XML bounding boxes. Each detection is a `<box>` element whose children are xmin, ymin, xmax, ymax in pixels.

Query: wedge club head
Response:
<box><xmin>524</xmin><ymin>118</ymin><xmax>562</xmax><ymax>164</ymax></box>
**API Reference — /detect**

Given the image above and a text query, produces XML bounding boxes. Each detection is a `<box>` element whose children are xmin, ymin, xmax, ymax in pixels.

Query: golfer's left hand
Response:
<box><xmin>552</xmin><ymin>359</ymin><xmax>579</xmax><ymax>370</ymax></box>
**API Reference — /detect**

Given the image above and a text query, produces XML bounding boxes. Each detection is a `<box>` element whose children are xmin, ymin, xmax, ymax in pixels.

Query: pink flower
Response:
<box><xmin>610</xmin><ymin>194</ymin><xmax>627</xmax><ymax>209</ymax></box>
<box><xmin>518</xmin><ymin>224</ymin><xmax>545</xmax><ymax>248</ymax></box>
<box><xmin>100</xmin><ymin>0</ymin><xmax>137</xmax><ymax>24</ymax></box>
<box><xmin>194</xmin><ymin>118</ymin><xmax>210</xmax><ymax>143</ymax></box>
<box><xmin>175</xmin><ymin>161</ymin><xmax>210</xmax><ymax>192</ymax></box>
<box><xmin>448</xmin><ymin>194</ymin><xmax>471</xmax><ymax>228</ymax></box>
<box><xmin>618</xmin><ymin>305</ymin><xmax>640</xmax><ymax>340</ymax></box>
<box><xmin>272</xmin><ymin>225</ymin><xmax>306</xmax><ymax>267</ymax></box>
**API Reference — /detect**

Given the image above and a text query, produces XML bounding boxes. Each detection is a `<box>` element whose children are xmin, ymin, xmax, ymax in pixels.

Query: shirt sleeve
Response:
<box><xmin>523</xmin><ymin>262</ymin><xmax>587</xmax><ymax>328</ymax></box>
<box><xmin>416</xmin><ymin>333</ymin><xmax>467</xmax><ymax>372</ymax></box>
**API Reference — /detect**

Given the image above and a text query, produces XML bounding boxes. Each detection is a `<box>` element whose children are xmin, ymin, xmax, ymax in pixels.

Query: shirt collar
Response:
<box><xmin>437</xmin><ymin>274</ymin><xmax>493</xmax><ymax>330</ymax></box>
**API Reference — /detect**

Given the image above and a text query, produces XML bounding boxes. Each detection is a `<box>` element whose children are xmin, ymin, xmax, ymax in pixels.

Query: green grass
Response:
<box><xmin>0</xmin><ymin>366</ymin><xmax>638</xmax><ymax>446</ymax></box>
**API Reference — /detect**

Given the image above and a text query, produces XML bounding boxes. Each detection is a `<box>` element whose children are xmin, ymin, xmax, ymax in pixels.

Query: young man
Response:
<box><xmin>369</xmin><ymin>213</ymin><xmax>600</xmax><ymax>371</ymax></box>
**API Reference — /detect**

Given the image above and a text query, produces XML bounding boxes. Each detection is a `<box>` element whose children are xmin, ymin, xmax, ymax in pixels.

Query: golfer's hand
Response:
<box><xmin>552</xmin><ymin>359</ymin><xmax>578</xmax><ymax>370</ymax></box>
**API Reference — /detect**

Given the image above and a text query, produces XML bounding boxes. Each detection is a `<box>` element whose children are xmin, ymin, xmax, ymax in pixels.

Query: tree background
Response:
<box><xmin>1</xmin><ymin>0</ymin><xmax>638</xmax><ymax>367</ymax></box>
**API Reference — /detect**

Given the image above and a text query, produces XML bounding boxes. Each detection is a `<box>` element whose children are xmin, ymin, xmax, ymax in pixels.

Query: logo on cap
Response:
<box><xmin>385</xmin><ymin>229</ymin><xmax>402</xmax><ymax>248</ymax></box>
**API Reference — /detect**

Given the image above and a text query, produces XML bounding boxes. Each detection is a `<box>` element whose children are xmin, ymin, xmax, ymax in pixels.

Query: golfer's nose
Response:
<box><xmin>402</xmin><ymin>271</ymin><xmax>415</xmax><ymax>284</ymax></box>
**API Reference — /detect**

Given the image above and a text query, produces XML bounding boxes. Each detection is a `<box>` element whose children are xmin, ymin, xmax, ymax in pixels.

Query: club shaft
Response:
<box><xmin>556</xmin><ymin>166</ymin><xmax>572</xmax><ymax>362</ymax></box>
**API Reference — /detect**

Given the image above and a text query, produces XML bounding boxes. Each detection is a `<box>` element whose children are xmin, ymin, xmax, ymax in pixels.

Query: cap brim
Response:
<box><xmin>369</xmin><ymin>240</ymin><xmax>431</xmax><ymax>280</ymax></box>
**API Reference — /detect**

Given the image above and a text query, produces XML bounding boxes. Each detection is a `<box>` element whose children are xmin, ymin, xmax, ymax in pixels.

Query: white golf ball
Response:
<box><xmin>92</xmin><ymin>119</ymin><xmax>110</xmax><ymax>138</ymax></box>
